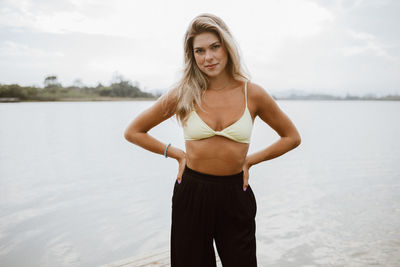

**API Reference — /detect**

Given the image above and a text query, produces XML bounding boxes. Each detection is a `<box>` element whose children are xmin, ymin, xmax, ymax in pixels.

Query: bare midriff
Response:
<box><xmin>185</xmin><ymin>136</ymin><xmax>249</xmax><ymax>175</ymax></box>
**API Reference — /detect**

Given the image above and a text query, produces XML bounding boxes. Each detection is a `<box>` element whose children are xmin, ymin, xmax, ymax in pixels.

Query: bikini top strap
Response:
<box><xmin>244</xmin><ymin>80</ymin><xmax>248</xmax><ymax>108</ymax></box>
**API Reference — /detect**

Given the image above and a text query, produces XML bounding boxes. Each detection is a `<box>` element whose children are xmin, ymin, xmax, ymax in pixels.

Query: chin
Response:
<box><xmin>204</xmin><ymin>72</ymin><xmax>220</xmax><ymax>78</ymax></box>
<box><xmin>202</xmin><ymin>68</ymin><xmax>223</xmax><ymax>77</ymax></box>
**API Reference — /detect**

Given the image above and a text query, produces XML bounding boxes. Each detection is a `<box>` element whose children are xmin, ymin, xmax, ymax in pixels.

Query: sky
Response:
<box><xmin>0</xmin><ymin>0</ymin><xmax>399</xmax><ymax>95</ymax></box>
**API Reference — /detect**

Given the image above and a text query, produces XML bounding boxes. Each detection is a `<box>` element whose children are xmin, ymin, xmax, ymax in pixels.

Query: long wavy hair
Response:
<box><xmin>164</xmin><ymin>13</ymin><xmax>249</xmax><ymax>125</ymax></box>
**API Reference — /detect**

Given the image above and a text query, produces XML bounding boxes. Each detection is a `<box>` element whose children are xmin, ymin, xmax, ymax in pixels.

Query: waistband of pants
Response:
<box><xmin>183</xmin><ymin>165</ymin><xmax>243</xmax><ymax>184</ymax></box>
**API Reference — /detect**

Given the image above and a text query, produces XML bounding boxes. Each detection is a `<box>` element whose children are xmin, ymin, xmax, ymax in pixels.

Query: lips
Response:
<box><xmin>205</xmin><ymin>63</ymin><xmax>218</xmax><ymax>69</ymax></box>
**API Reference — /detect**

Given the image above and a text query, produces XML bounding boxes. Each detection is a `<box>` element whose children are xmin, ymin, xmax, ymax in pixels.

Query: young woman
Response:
<box><xmin>124</xmin><ymin>13</ymin><xmax>301</xmax><ymax>267</ymax></box>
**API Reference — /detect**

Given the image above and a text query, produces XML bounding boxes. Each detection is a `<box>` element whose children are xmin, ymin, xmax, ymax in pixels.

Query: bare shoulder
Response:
<box><xmin>124</xmin><ymin>87</ymin><xmax>179</xmax><ymax>135</ymax></box>
<box><xmin>246</xmin><ymin>81</ymin><xmax>300</xmax><ymax>142</ymax></box>
<box><xmin>157</xmin><ymin>87</ymin><xmax>179</xmax><ymax>117</ymax></box>
<box><xmin>247</xmin><ymin>81</ymin><xmax>276</xmax><ymax>117</ymax></box>
<box><xmin>159</xmin><ymin>87</ymin><xmax>179</xmax><ymax>105</ymax></box>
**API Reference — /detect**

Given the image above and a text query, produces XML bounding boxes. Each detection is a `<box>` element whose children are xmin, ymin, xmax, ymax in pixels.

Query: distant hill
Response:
<box><xmin>271</xmin><ymin>89</ymin><xmax>400</xmax><ymax>101</ymax></box>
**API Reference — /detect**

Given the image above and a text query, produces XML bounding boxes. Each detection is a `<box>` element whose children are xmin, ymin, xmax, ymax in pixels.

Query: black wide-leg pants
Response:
<box><xmin>171</xmin><ymin>165</ymin><xmax>257</xmax><ymax>267</ymax></box>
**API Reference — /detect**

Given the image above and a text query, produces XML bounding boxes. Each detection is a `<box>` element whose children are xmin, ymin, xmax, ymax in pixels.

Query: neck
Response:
<box><xmin>207</xmin><ymin>72</ymin><xmax>232</xmax><ymax>91</ymax></box>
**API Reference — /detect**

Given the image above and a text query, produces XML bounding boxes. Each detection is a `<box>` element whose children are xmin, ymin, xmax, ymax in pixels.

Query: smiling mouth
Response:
<box><xmin>205</xmin><ymin>63</ymin><xmax>218</xmax><ymax>69</ymax></box>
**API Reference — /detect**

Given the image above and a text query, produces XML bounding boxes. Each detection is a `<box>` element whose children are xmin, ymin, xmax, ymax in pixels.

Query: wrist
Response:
<box><xmin>175</xmin><ymin>150</ymin><xmax>186</xmax><ymax>162</ymax></box>
<box><xmin>166</xmin><ymin>145</ymin><xmax>185</xmax><ymax>160</ymax></box>
<box><xmin>244</xmin><ymin>157</ymin><xmax>253</xmax><ymax>169</ymax></box>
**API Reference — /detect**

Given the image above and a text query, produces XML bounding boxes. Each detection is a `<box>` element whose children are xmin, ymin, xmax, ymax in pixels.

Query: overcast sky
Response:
<box><xmin>0</xmin><ymin>0</ymin><xmax>399</xmax><ymax>95</ymax></box>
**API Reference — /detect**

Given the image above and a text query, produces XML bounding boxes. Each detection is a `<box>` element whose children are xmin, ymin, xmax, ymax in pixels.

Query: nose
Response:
<box><xmin>205</xmin><ymin>49</ymin><xmax>213</xmax><ymax>62</ymax></box>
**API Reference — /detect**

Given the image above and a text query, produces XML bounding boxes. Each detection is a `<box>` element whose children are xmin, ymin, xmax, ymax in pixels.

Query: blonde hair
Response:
<box><xmin>165</xmin><ymin>13</ymin><xmax>249</xmax><ymax>125</ymax></box>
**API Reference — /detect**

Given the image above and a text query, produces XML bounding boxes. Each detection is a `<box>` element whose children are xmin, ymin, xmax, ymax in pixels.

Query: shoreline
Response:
<box><xmin>0</xmin><ymin>97</ymin><xmax>158</xmax><ymax>103</ymax></box>
<box><xmin>1</xmin><ymin>97</ymin><xmax>400</xmax><ymax>103</ymax></box>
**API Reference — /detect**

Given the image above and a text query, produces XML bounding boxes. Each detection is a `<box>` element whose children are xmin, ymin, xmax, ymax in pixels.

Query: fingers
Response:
<box><xmin>177</xmin><ymin>158</ymin><xmax>186</xmax><ymax>184</ymax></box>
<box><xmin>243</xmin><ymin>171</ymin><xmax>249</xmax><ymax>191</ymax></box>
<box><xmin>243</xmin><ymin>183</ymin><xmax>248</xmax><ymax>191</ymax></box>
<box><xmin>242</xmin><ymin>164</ymin><xmax>251</xmax><ymax>191</ymax></box>
<box><xmin>177</xmin><ymin>169</ymin><xmax>183</xmax><ymax>184</ymax></box>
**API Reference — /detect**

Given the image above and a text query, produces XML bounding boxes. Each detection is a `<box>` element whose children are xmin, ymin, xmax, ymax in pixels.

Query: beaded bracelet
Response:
<box><xmin>164</xmin><ymin>143</ymin><xmax>171</xmax><ymax>158</ymax></box>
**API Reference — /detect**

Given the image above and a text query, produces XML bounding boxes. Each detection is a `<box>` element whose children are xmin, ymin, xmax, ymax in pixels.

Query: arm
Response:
<box><xmin>124</xmin><ymin>89</ymin><xmax>186</xmax><ymax>179</ymax></box>
<box><xmin>245</xmin><ymin>83</ymin><xmax>301</xmax><ymax>169</ymax></box>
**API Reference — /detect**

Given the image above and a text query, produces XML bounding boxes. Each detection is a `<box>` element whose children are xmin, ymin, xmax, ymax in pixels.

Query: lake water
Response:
<box><xmin>0</xmin><ymin>100</ymin><xmax>399</xmax><ymax>267</ymax></box>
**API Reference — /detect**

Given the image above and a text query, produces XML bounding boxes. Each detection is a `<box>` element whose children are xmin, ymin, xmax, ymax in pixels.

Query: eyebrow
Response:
<box><xmin>193</xmin><ymin>41</ymin><xmax>220</xmax><ymax>50</ymax></box>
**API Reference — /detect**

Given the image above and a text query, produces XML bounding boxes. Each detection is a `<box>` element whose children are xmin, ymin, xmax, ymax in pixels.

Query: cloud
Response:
<box><xmin>0</xmin><ymin>40</ymin><xmax>64</xmax><ymax>59</ymax></box>
<box><xmin>343</xmin><ymin>30</ymin><xmax>398</xmax><ymax>63</ymax></box>
<box><xmin>0</xmin><ymin>0</ymin><xmax>115</xmax><ymax>35</ymax></box>
<box><xmin>0</xmin><ymin>0</ymin><xmax>399</xmax><ymax>93</ymax></box>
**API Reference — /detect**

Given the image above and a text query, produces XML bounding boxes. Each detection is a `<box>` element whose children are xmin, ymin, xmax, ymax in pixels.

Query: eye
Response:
<box><xmin>212</xmin><ymin>44</ymin><xmax>220</xmax><ymax>50</ymax></box>
<box><xmin>194</xmin><ymin>49</ymin><xmax>204</xmax><ymax>54</ymax></box>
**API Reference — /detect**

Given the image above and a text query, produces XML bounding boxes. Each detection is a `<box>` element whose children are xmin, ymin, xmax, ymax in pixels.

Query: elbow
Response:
<box><xmin>124</xmin><ymin>129</ymin><xmax>138</xmax><ymax>143</ymax></box>
<box><xmin>124</xmin><ymin>130</ymin><xmax>132</xmax><ymax>142</ymax></box>
<box><xmin>292</xmin><ymin>134</ymin><xmax>301</xmax><ymax>148</ymax></box>
<box><xmin>124</xmin><ymin>127</ymin><xmax>146</xmax><ymax>144</ymax></box>
<box><xmin>284</xmin><ymin>132</ymin><xmax>301</xmax><ymax>149</ymax></box>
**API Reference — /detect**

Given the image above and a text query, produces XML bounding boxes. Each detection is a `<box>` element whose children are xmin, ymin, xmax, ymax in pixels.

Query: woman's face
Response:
<box><xmin>192</xmin><ymin>32</ymin><xmax>228</xmax><ymax>78</ymax></box>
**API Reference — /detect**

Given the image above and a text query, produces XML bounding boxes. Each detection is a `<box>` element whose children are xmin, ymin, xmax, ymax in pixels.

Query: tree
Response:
<box><xmin>73</xmin><ymin>78</ymin><xmax>84</xmax><ymax>88</ymax></box>
<box><xmin>44</xmin><ymin>75</ymin><xmax>61</xmax><ymax>88</ymax></box>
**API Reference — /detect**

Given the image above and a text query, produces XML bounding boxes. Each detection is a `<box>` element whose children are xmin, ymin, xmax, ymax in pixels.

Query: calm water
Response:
<box><xmin>0</xmin><ymin>100</ymin><xmax>399</xmax><ymax>267</ymax></box>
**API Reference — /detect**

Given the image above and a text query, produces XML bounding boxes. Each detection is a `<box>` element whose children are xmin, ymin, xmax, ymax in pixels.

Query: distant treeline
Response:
<box><xmin>0</xmin><ymin>75</ymin><xmax>155</xmax><ymax>101</ymax></box>
<box><xmin>1</xmin><ymin>75</ymin><xmax>399</xmax><ymax>102</ymax></box>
